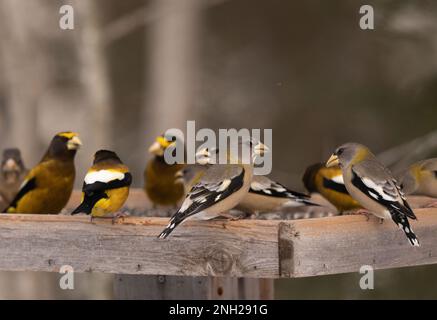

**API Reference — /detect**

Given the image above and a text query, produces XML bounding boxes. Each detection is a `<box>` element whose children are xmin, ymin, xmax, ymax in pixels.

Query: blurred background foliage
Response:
<box><xmin>0</xmin><ymin>0</ymin><xmax>436</xmax><ymax>299</ymax></box>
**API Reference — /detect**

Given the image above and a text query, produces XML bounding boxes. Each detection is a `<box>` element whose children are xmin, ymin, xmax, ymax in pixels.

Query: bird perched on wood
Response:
<box><xmin>398</xmin><ymin>158</ymin><xmax>437</xmax><ymax>201</ymax></box>
<box><xmin>183</xmin><ymin>147</ymin><xmax>318</xmax><ymax>215</ymax></box>
<box><xmin>0</xmin><ymin>148</ymin><xmax>28</xmax><ymax>211</ymax></box>
<box><xmin>158</xmin><ymin>139</ymin><xmax>268</xmax><ymax>239</ymax></box>
<box><xmin>72</xmin><ymin>150</ymin><xmax>132</xmax><ymax>220</ymax></box>
<box><xmin>327</xmin><ymin>143</ymin><xmax>419</xmax><ymax>246</ymax></box>
<box><xmin>4</xmin><ymin>132</ymin><xmax>82</xmax><ymax>214</ymax></box>
<box><xmin>302</xmin><ymin>162</ymin><xmax>361</xmax><ymax>213</ymax></box>
<box><xmin>236</xmin><ymin>175</ymin><xmax>319</xmax><ymax>214</ymax></box>
<box><xmin>144</xmin><ymin>134</ymin><xmax>185</xmax><ymax>208</ymax></box>
<box><xmin>195</xmin><ymin>148</ymin><xmax>319</xmax><ymax>214</ymax></box>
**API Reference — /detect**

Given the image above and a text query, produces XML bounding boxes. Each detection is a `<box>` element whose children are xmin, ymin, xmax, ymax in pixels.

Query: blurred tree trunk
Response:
<box><xmin>74</xmin><ymin>0</ymin><xmax>114</xmax><ymax>150</ymax></box>
<box><xmin>0</xmin><ymin>0</ymin><xmax>114</xmax><ymax>299</ymax></box>
<box><xmin>0</xmin><ymin>0</ymin><xmax>47</xmax><ymax>164</ymax></box>
<box><xmin>141</xmin><ymin>0</ymin><xmax>203</xmax><ymax>141</ymax></box>
<box><xmin>0</xmin><ymin>0</ymin><xmax>61</xmax><ymax>299</ymax></box>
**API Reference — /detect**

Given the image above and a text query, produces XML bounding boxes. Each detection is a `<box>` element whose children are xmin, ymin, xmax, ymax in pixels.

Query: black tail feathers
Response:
<box><xmin>158</xmin><ymin>216</ymin><xmax>180</xmax><ymax>239</ymax></box>
<box><xmin>389</xmin><ymin>207</ymin><xmax>420</xmax><ymax>247</ymax></box>
<box><xmin>72</xmin><ymin>192</ymin><xmax>107</xmax><ymax>215</ymax></box>
<box><xmin>72</xmin><ymin>201</ymin><xmax>92</xmax><ymax>215</ymax></box>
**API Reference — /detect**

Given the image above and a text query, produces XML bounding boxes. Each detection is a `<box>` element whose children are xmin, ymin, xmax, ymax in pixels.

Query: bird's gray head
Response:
<box><xmin>229</xmin><ymin>138</ymin><xmax>269</xmax><ymax>164</ymax></box>
<box><xmin>2</xmin><ymin>148</ymin><xmax>26</xmax><ymax>183</ymax></box>
<box><xmin>195</xmin><ymin>147</ymin><xmax>218</xmax><ymax>165</ymax></box>
<box><xmin>197</xmin><ymin>138</ymin><xmax>269</xmax><ymax>165</ymax></box>
<box><xmin>327</xmin><ymin>142</ymin><xmax>371</xmax><ymax>168</ymax></box>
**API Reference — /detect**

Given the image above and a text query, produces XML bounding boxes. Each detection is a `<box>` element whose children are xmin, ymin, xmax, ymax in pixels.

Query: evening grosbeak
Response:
<box><xmin>144</xmin><ymin>134</ymin><xmax>185</xmax><ymax>208</ymax></box>
<box><xmin>327</xmin><ymin>143</ymin><xmax>419</xmax><ymax>246</ymax></box>
<box><xmin>184</xmin><ymin>147</ymin><xmax>318</xmax><ymax>215</ymax></box>
<box><xmin>302</xmin><ymin>162</ymin><xmax>361</xmax><ymax>213</ymax></box>
<box><xmin>398</xmin><ymin>158</ymin><xmax>437</xmax><ymax>200</ymax></box>
<box><xmin>158</xmin><ymin>139</ymin><xmax>268</xmax><ymax>239</ymax></box>
<box><xmin>236</xmin><ymin>175</ymin><xmax>319</xmax><ymax>214</ymax></box>
<box><xmin>0</xmin><ymin>148</ymin><xmax>28</xmax><ymax>211</ymax></box>
<box><xmin>5</xmin><ymin>132</ymin><xmax>82</xmax><ymax>214</ymax></box>
<box><xmin>72</xmin><ymin>150</ymin><xmax>132</xmax><ymax>219</ymax></box>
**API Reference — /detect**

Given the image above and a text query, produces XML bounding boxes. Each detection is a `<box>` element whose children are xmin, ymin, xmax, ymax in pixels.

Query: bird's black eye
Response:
<box><xmin>336</xmin><ymin>148</ymin><xmax>344</xmax><ymax>156</ymax></box>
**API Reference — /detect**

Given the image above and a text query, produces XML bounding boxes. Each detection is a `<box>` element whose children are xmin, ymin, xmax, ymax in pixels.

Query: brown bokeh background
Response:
<box><xmin>0</xmin><ymin>0</ymin><xmax>436</xmax><ymax>299</ymax></box>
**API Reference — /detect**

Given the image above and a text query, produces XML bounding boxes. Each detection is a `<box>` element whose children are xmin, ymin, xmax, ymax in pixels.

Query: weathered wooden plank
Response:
<box><xmin>281</xmin><ymin>208</ymin><xmax>437</xmax><ymax>277</ymax></box>
<box><xmin>0</xmin><ymin>208</ymin><xmax>436</xmax><ymax>278</ymax></box>
<box><xmin>0</xmin><ymin>215</ymin><xmax>280</xmax><ymax>278</ymax></box>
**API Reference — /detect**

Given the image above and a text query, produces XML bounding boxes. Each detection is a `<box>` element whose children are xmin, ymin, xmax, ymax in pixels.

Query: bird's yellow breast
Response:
<box><xmin>10</xmin><ymin>159</ymin><xmax>75</xmax><ymax>214</ymax></box>
<box><xmin>315</xmin><ymin>168</ymin><xmax>361</xmax><ymax>212</ymax></box>
<box><xmin>144</xmin><ymin>158</ymin><xmax>185</xmax><ymax>206</ymax></box>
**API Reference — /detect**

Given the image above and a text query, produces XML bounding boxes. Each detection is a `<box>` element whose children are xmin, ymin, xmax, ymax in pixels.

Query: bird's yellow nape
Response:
<box><xmin>326</xmin><ymin>154</ymin><xmax>339</xmax><ymax>167</ymax></box>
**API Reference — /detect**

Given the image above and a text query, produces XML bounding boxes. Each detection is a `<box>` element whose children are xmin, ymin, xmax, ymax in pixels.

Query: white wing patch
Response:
<box><xmin>331</xmin><ymin>175</ymin><xmax>344</xmax><ymax>184</ymax></box>
<box><xmin>273</xmin><ymin>186</ymin><xmax>287</xmax><ymax>192</ymax></box>
<box><xmin>19</xmin><ymin>179</ymin><xmax>29</xmax><ymax>189</ymax></box>
<box><xmin>251</xmin><ymin>181</ymin><xmax>285</xmax><ymax>194</ymax></box>
<box><xmin>368</xmin><ymin>191</ymin><xmax>379</xmax><ymax>200</ymax></box>
<box><xmin>217</xmin><ymin>179</ymin><xmax>231</xmax><ymax>192</ymax></box>
<box><xmin>361</xmin><ymin>177</ymin><xmax>398</xmax><ymax>202</ymax></box>
<box><xmin>179</xmin><ymin>197</ymin><xmax>193</xmax><ymax>213</ymax></box>
<box><xmin>84</xmin><ymin>170</ymin><xmax>125</xmax><ymax>184</ymax></box>
<box><xmin>250</xmin><ymin>181</ymin><xmax>264</xmax><ymax>191</ymax></box>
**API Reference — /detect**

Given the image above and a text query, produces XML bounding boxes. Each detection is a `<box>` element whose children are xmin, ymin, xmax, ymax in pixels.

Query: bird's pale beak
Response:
<box><xmin>195</xmin><ymin>148</ymin><xmax>212</xmax><ymax>165</ymax></box>
<box><xmin>174</xmin><ymin>170</ymin><xmax>185</xmax><ymax>184</ymax></box>
<box><xmin>3</xmin><ymin>159</ymin><xmax>18</xmax><ymax>171</ymax></box>
<box><xmin>67</xmin><ymin>136</ymin><xmax>82</xmax><ymax>150</ymax></box>
<box><xmin>254</xmin><ymin>142</ymin><xmax>269</xmax><ymax>156</ymax></box>
<box><xmin>3</xmin><ymin>159</ymin><xmax>19</xmax><ymax>183</ymax></box>
<box><xmin>326</xmin><ymin>154</ymin><xmax>339</xmax><ymax>167</ymax></box>
<box><xmin>148</xmin><ymin>141</ymin><xmax>163</xmax><ymax>155</ymax></box>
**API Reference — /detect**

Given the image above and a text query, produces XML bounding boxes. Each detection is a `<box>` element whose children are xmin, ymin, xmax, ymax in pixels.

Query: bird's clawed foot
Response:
<box><xmin>112</xmin><ymin>211</ymin><xmax>129</xmax><ymax>225</ymax></box>
<box><xmin>353</xmin><ymin>209</ymin><xmax>372</xmax><ymax>221</ymax></box>
<box><xmin>218</xmin><ymin>212</ymin><xmax>241</xmax><ymax>221</ymax></box>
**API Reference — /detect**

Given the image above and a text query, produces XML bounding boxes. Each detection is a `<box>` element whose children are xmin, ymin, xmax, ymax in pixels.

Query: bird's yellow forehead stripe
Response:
<box><xmin>156</xmin><ymin>136</ymin><xmax>173</xmax><ymax>148</ymax></box>
<box><xmin>58</xmin><ymin>132</ymin><xmax>79</xmax><ymax>139</ymax></box>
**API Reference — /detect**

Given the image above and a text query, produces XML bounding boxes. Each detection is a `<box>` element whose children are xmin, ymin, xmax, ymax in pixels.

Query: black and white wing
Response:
<box><xmin>351</xmin><ymin>161</ymin><xmax>419</xmax><ymax>246</ymax></box>
<box><xmin>249</xmin><ymin>176</ymin><xmax>318</xmax><ymax>207</ymax></box>
<box><xmin>158</xmin><ymin>165</ymin><xmax>245</xmax><ymax>239</ymax></box>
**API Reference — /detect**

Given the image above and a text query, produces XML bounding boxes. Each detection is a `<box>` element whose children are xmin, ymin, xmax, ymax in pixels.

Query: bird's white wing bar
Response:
<box><xmin>331</xmin><ymin>175</ymin><xmax>344</xmax><ymax>184</ymax></box>
<box><xmin>249</xmin><ymin>177</ymin><xmax>315</xmax><ymax>202</ymax></box>
<box><xmin>351</xmin><ymin>166</ymin><xmax>416</xmax><ymax>218</ymax></box>
<box><xmin>361</xmin><ymin>177</ymin><xmax>399</xmax><ymax>202</ymax></box>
